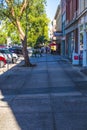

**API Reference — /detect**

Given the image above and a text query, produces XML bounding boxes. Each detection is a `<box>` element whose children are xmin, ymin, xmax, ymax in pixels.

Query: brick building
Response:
<box><xmin>61</xmin><ymin>0</ymin><xmax>66</xmax><ymax>56</ymax></box>
<box><xmin>78</xmin><ymin>0</ymin><xmax>87</xmax><ymax>66</ymax></box>
<box><xmin>65</xmin><ymin>0</ymin><xmax>79</xmax><ymax>59</ymax></box>
<box><xmin>51</xmin><ymin>0</ymin><xmax>87</xmax><ymax>66</ymax></box>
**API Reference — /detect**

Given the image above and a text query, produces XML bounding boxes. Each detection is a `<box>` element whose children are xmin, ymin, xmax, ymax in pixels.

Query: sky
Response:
<box><xmin>46</xmin><ymin>0</ymin><xmax>60</xmax><ymax>21</ymax></box>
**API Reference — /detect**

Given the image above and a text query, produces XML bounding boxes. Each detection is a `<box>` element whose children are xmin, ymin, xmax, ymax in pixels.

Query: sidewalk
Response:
<box><xmin>0</xmin><ymin>54</ymin><xmax>87</xmax><ymax>130</ymax></box>
<box><xmin>60</xmin><ymin>55</ymin><xmax>87</xmax><ymax>76</ymax></box>
<box><xmin>0</xmin><ymin>57</ymin><xmax>24</xmax><ymax>75</ymax></box>
<box><xmin>0</xmin><ymin>54</ymin><xmax>87</xmax><ymax>77</ymax></box>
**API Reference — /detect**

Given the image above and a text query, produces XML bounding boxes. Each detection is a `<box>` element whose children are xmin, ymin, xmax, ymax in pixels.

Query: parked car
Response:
<box><xmin>0</xmin><ymin>52</ymin><xmax>8</xmax><ymax>61</ymax></box>
<box><xmin>0</xmin><ymin>48</ymin><xmax>12</xmax><ymax>63</ymax></box>
<box><xmin>27</xmin><ymin>47</ymin><xmax>33</xmax><ymax>57</ymax></box>
<box><xmin>9</xmin><ymin>47</ymin><xmax>23</xmax><ymax>57</ymax></box>
<box><xmin>0</xmin><ymin>45</ymin><xmax>6</xmax><ymax>48</ymax></box>
<box><xmin>0</xmin><ymin>56</ymin><xmax>6</xmax><ymax>68</ymax></box>
<box><xmin>8</xmin><ymin>48</ymin><xmax>18</xmax><ymax>63</ymax></box>
<box><xmin>0</xmin><ymin>51</ymin><xmax>10</xmax><ymax>63</ymax></box>
<box><xmin>1</xmin><ymin>48</ymin><xmax>18</xmax><ymax>63</ymax></box>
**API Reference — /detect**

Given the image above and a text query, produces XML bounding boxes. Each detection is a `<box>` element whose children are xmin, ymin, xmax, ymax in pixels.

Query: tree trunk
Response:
<box><xmin>16</xmin><ymin>20</ymin><xmax>32</xmax><ymax>67</ymax></box>
<box><xmin>21</xmin><ymin>36</ymin><xmax>32</xmax><ymax>66</ymax></box>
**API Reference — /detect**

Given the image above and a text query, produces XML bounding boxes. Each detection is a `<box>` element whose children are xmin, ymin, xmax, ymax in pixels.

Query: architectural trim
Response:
<box><xmin>65</xmin><ymin>8</ymin><xmax>87</xmax><ymax>30</ymax></box>
<box><xmin>77</xmin><ymin>8</ymin><xmax>87</xmax><ymax>20</ymax></box>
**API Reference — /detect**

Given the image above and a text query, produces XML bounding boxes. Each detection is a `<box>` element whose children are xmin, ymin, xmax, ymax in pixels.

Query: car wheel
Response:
<box><xmin>0</xmin><ymin>61</ymin><xmax>5</xmax><ymax>68</ymax></box>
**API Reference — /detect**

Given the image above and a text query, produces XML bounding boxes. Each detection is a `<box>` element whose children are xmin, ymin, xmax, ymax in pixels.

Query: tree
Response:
<box><xmin>0</xmin><ymin>21</ymin><xmax>7</xmax><ymax>44</ymax></box>
<box><xmin>28</xmin><ymin>13</ymin><xmax>49</xmax><ymax>47</ymax></box>
<box><xmin>0</xmin><ymin>19</ymin><xmax>20</xmax><ymax>44</ymax></box>
<box><xmin>0</xmin><ymin>0</ymin><xmax>30</xmax><ymax>66</ymax></box>
<box><xmin>0</xmin><ymin>0</ymin><xmax>49</xmax><ymax>66</ymax></box>
<box><xmin>27</xmin><ymin>0</ymin><xmax>49</xmax><ymax>47</ymax></box>
<box><xmin>0</xmin><ymin>0</ymin><xmax>34</xmax><ymax>66</ymax></box>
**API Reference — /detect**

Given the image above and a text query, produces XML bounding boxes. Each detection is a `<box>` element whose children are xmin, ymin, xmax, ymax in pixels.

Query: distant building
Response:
<box><xmin>51</xmin><ymin>19</ymin><xmax>56</xmax><ymax>41</ymax></box>
<box><xmin>51</xmin><ymin>4</ymin><xmax>62</xmax><ymax>54</ymax></box>
<box><xmin>61</xmin><ymin>0</ymin><xmax>66</xmax><ymax>56</ymax></box>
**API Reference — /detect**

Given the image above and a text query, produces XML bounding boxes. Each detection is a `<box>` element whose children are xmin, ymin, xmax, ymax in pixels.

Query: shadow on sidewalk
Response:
<box><xmin>0</xmin><ymin>58</ymin><xmax>37</xmax><ymax>130</ymax></box>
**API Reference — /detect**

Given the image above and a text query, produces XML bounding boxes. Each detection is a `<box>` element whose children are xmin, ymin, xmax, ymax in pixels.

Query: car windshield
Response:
<box><xmin>0</xmin><ymin>49</ymin><xmax>10</xmax><ymax>54</ymax></box>
<box><xmin>4</xmin><ymin>50</ymin><xmax>10</xmax><ymax>53</ymax></box>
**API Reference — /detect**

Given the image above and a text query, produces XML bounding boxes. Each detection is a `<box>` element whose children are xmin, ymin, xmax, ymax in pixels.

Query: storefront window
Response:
<box><xmin>79</xmin><ymin>0</ymin><xmax>85</xmax><ymax>13</ymax></box>
<box><xmin>80</xmin><ymin>33</ymin><xmax>83</xmax><ymax>51</ymax></box>
<box><xmin>80</xmin><ymin>25</ymin><xmax>83</xmax><ymax>32</ymax></box>
<box><xmin>85</xmin><ymin>0</ymin><xmax>87</xmax><ymax>8</ymax></box>
<box><xmin>85</xmin><ymin>23</ymin><xmax>87</xmax><ymax>30</ymax></box>
<box><xmin>71</xmin><ymin>32</ymin><xmax>75</xmax><ymax>52</ymax></box>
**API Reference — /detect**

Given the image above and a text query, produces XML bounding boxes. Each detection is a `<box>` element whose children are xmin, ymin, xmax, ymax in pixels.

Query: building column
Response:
<box><xmin>83</xmin><ymin>25</ymin><xmax>87</xmax><ymax>67</ymax></box>
<box><xmin>78</xmin><ymin>27</ymin><xmax>80</xmax><ymax>55</ymax></box>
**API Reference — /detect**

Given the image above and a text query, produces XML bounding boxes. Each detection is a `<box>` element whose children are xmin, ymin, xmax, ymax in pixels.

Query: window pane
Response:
<box><xmin>85</xmin><ymin>0</ymin><xmax>87</xmax><ymax>8</ymax></box>
<box><xmin>80</xmin><ymin>0</ymin><xmax>85</xmax><ymax>12</ymax></box>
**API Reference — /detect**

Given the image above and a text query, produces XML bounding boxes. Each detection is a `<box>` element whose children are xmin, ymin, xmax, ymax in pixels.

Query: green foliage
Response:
<box><xmin>0</xmin><ymin>33</ymin><xmax>7</xmax><ymax>44</ymax></box>
<box><xmin>27</xmin><ymin>0</ymin><xmax>50</xmax><ymax>47</ymax></box>
<box><xmin>0</xmin><ymin>21</ymin><xmax>7</xmax><ymax>44</ymax></box>
<box><xmin>0</xmin><ymin>0</ymin><xmax>50</xmax><ymax>47</ymax></box>
<box><xmin>0</xmin><ymin>19</ymin><xmax>20</xmax><ymax>44</ymax></box>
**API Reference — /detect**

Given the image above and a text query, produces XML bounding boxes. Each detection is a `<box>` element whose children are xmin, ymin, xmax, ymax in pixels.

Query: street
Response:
<box><xmin>0</xmin><ymin>54</ymin><xmax>87</xmax><ymax>130</ymax></box>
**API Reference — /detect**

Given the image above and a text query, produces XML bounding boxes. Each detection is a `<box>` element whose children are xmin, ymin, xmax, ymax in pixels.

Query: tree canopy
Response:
<box><xmin>0</xmin><ymin>0</ymin><xmax>49</xmax><ymax>47</ymax></box>
<box><xmin>0</xmin><ymin>0</ymin><xmax>50</xmax><ymax>66</ymax></box>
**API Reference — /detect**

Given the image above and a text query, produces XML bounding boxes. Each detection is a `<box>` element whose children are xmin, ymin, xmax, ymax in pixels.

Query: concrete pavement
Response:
<box><xmin>0</xmin><ymin>54</ymin><xmax>87</xmax><ymax>130</ymax></box>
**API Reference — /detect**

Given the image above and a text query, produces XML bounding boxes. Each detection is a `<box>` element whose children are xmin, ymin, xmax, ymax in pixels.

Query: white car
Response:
<box><xmin>27</xmin><ymin>47</ymin><xmax>33</xmax><ymax>57</ymax></box>
<box><xmin>4</xmin><ymin>48</ymin><xmax>18</xmax><ymax>63</ymax></box>
<box><xmin>0</xmin><ymin>49</ymin><xmax>12</xmax><ymax>63</ymax></box>
<box><xmin>11</xmin><ymin>52</ymin><xmax>18</xmax><ymax>63</ymax></box>
<box><xmin>0</xmin><ymin>48</ymin><xmax>18</xmax><ymax>63</ymax></box>
<box><xmin>0</xmin><ymin>52</ymin><xmax>8</xmax><ymax>61</ymax></box>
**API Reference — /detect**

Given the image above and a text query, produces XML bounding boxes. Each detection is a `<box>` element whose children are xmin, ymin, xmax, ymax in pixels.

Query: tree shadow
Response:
<box><xmin>0</xmin><ymin>58</ymin><xmax>39</xmax><ymax>130</ymax></box>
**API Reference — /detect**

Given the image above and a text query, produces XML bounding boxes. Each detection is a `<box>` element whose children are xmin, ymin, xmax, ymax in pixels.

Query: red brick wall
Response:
<box><xmin>66</xmin><ymin>0</ymin><xmax>79</xmax><ymax>22</ymax></box>
<box><xmin>61</xmin><ymin>0</ymin><xmax>66</xmax><ymax>14</ymax></box>
<box><xmin>66</xmin><ymin>0</ymin><xmax>70</xmax><ymax>21</ymax></box>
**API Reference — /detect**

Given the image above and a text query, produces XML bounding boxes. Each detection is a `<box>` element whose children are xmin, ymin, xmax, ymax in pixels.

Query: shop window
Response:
<box><xmin>80</xmin><ymin>25</ymin><xmax>83</xmax><ymax>32</ymax></box>
<box><xmin>79</xmin><ymin>0</ymin><xmax>85</xmax><ymax>12</ymax></box>
<box><xmin>85</xmin><ymin>0</ymin><xmax>87</xmax><ymax>9</ymax></box>
<box><xmin>80</xmin><ymin>33</ymin><xmax>83</xmax><ymax>51</ymax></box>
<box><xmin>85</xmin><ymin>23</ymin><xmax>87</xmax><ymax>31</ymax></box>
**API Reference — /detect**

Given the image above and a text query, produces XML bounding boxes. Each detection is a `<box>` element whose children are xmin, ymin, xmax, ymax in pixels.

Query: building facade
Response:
<box><xmin>52</xmin><ymin>0</ymin><xmax>87</xmax><ymax>66</ymax></box>
<box><xmin>51</xmin><ymin>4</ymin><xmax>62</xmax><ymax>54</ymax></box>
<box><xmin>61</xmin><ymin>0</ymin><xmax>66</xmax><ymax>56</ymax></box>
<box><xmin>65</xmin><ymin>0</ymin><xmax>79</xmax><ymax>59</ymax></box>
<box><xmin>78</xmin><ymin>0</ymin><xmax>87</xmax><ymax>66</ymax></box>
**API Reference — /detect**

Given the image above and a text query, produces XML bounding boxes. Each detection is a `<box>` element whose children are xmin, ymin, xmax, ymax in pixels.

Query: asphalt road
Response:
<box><xmin>0</xmin><ymin>54</ymin><xmax>87</xmax><ymax>130</ymax></box>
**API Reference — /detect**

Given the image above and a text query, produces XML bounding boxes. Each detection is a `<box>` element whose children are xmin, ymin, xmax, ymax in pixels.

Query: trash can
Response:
<box><xmin>72</xmin><ymin>52</ymin><xmax>79</xmax><ymax>65</ymax></box>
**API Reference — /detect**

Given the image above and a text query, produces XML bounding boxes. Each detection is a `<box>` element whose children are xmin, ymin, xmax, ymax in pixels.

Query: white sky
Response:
<box><xmin>46</xmin><ymin>0</ymin><xmax>60</xmax><ymax>21</ymax></box>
